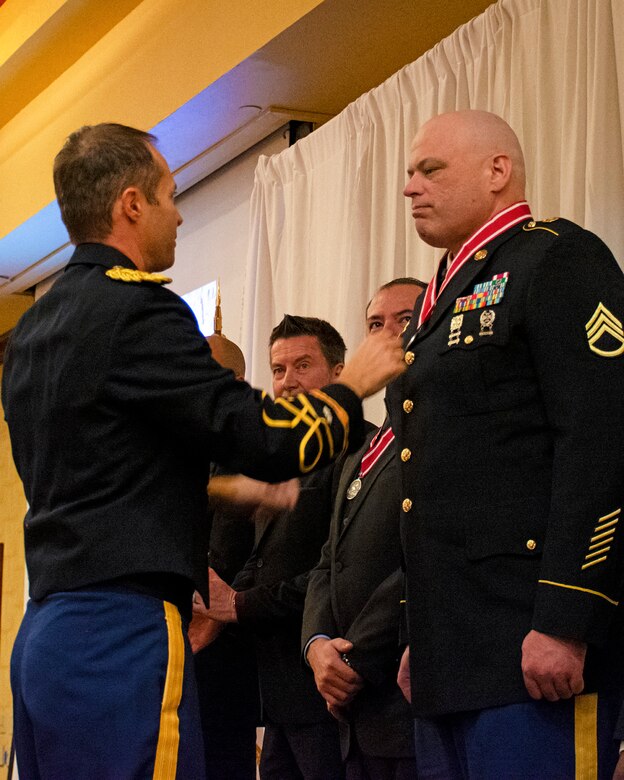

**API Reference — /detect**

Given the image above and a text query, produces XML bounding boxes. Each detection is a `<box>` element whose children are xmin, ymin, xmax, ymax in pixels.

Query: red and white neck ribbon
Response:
<box><xmin>417</xmin><ymin>201</ymin><xmax>532</xmax><ymax>329</ymax></box>
<box><xmin>359</xmin><ymin>424</ymin><xmax>395</xmax><ymax>479</ymax></box>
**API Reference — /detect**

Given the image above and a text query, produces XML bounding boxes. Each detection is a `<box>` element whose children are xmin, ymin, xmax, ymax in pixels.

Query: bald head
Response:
<box><xmin>404</xmin><ymin>110</ymin><xmax>527</xmax><ymax>253</ymax></box>
<box><xmin>421</xmin><ymin>111</ymin><xmax>525</xmax><ymax>189</ymax></box>
<box><xmin>207</xmin><ymin>334</ymin><xmax>246</xmax><ymax>380</ymax></box>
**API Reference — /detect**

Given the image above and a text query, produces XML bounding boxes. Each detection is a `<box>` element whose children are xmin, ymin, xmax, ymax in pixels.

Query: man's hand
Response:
<box><xmin>521</xmin><ymin>629</ymin><xmax>586</xmax><ymax>701</ymax></box>
<box><xmin>338</xmin><ymin>331</ymin><xmax>406</xmax><ymax>399</ymax></box>
<box><xmin>204</xmin><ymin>567</ymin><xmax>238</xmax><ymax>623</ymax></box>
<box><xmin>306</xmin><ymin>637</ymin><xmax>364</xmax><ymax>707</ymax></box>
<box><xmin>188</xmin><ymin>592</ymin><xmax>225</xmax><ymax>653</ymax></box>
<box><xmin>397</xmin><ymin>646</ymin><xmax>411</xmax><ymax>703</ymax></box>
<box><xmin>208</xmin><ymin>475</ymin><xmax>300</xmax><ymax>513</ymax></box>
<box><xmin>327</xmin><ymin>702</ymin><xmax>349</xmax><ymax>723</ymax></box>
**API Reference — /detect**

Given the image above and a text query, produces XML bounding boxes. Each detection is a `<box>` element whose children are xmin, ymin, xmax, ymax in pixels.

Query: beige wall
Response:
<box><xmin>0</xmin><ymin>365</ymin><xmax>27</xmax><ymax>775</ymax></box>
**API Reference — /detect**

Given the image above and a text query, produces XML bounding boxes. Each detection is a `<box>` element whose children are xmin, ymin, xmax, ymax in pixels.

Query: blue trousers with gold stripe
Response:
<box><xmin>11</xmin><ymin>589</ymin><xmax>205</xmax><ymax>779</ymax></box>
<box><xmin>413</xmin><ymin>693</ymin><xmax>621</xmax><ymax>779</ymax></box>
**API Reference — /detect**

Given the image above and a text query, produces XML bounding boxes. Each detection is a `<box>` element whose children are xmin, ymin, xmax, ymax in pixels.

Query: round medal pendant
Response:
<box><xmin>346</xmin><ymin>478</ymin><xmax>362</xmax><ymax>500</ymax></box>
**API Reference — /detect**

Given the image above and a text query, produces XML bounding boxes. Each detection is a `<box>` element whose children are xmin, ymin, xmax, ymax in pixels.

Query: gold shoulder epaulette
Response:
<box><xmin>523</xmin><ymin>218</ymin><xmax>560</xmax><ymax>236</ymax></box>
<box><xmin>105</xmin><ymin>265</ymin><xmax>172</xmax><ymax>284</ymax></box>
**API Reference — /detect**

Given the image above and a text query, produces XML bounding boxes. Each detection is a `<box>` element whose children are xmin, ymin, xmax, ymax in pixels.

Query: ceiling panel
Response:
<box><xmin>0</xmin><ymin>0</ymin><xmax>493</xmax><ymax>299</ymax></box>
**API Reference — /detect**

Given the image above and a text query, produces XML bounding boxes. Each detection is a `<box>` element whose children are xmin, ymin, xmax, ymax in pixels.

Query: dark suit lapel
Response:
<box><xmin>332</xmin><ymin>439</ymin><xmax>371</xmax><ymax>543</ymax></box>
<box><xmin>335</xmin><ymin>449</ymin><xmax>364</xmax><ymax>507</ymax></box>
<box><xmin>337</xmin><ymin>444</ymin><xmax>395</xmax><ymax>542</ymax></box>
<box><xmin>253</xmin><ymin>506</ymin><xmax>277</xmax><ymax>545</ymax></box>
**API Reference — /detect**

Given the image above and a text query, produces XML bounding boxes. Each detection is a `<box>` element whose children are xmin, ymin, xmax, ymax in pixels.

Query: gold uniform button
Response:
<box><xmin>403</xmin><ymin>399</ymin><xmax>414</xmax><ymax>413</ymax></box>
<box><xmin>464</xmin><ymin>335</ymin><xmax>474</xmax><ymax>344</ymax></box>
<box><xmin>526</xmin><ymin>539</ymin><xmax>537</xmax><ymax>551</ymax></box>
<box><xmin>474</xmin><ymin>249</ymin><xmax>488</xmax><ymax>261</ymax></box>
<box><xmin>401</xmin><ymin>448</ymin><xmax>412</xmax><ymax>462</ymax></box>
<box><xmin>404</xmin><ymin>351</ymin><xmax>415</xmax><ymax>365</ymax></box>
<box><xmin>527</xmin><ymin>220</ymin><xmax>536</xmax><ymax>228</ymax></box>
<box><xmin>402</xmin><ymin>498</ymin><xmax>412</xmax><ymax>512</ymax></box>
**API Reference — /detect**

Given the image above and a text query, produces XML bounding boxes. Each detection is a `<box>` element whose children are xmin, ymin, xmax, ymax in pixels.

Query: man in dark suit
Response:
<box><xmin>192</xmin><ymin>315</ymin><xmax>352</xmax><ymax>780</ymax></box>
<box><xmin>303</xmin><ymin>278</ymin><xmax>425</xmax><ymax>780</ymax></box>
<box><xmin>189</xmin><ymin>334</ymin><xmax>261</xmax><ymax>780</ymax></box>
<box><xmin>2</xmin><ymin>123</ymin><xmax>405</xmax><ymax>778</ymax></box>
<box><xmin>390</xmin><ymin>109</ymin><xmax>624</xmax><ymax>778</ymax></box>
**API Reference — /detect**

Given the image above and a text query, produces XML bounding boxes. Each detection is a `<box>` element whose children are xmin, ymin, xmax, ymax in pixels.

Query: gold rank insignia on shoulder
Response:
<box><xmin>585</xmin><ymin>303</ymin><xmax>624</xmax><ymax>357</ymax></box>
<box><xmin>105</xmin><ymin>266</ymin><xmax>172</xmax><ymax>284</ymax></box>
<box><xmin>522</xmin><ymin>219</ymin><xmax>559</xmax><ymax>236</ymax></box>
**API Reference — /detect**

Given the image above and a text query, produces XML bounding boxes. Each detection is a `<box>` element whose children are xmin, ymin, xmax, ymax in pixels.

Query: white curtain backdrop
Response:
<box><xmin>242</xmin><ymin>0</ymin><xmax>624</xmax><ymax>421</ymax></box>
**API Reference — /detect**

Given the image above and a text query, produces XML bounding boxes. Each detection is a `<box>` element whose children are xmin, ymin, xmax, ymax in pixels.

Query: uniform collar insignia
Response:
<box><xmin>522</xmin><ymin>218</ymin><xmax>560</xmax><ymax>235</ymax></box>
<box><xmin>105</xmin><ymin>265</ymin><xmax>172</xmax><ymax>284</ymax></box>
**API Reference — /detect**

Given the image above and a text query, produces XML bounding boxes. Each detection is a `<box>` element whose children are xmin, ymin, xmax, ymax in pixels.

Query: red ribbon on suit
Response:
<box><xmin>359</xmin><ymin>424</ymin><xmax>395</xmax><ymax>479</ymax></box>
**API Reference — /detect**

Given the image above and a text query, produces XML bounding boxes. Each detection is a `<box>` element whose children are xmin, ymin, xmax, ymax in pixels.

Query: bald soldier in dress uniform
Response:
<box><xmin>2</xmin><ymin>123</ymin><xmax>404</xmax><ymax>779</ymax></box>
<box><xmin>389</xmin><ymin>110</ymin><xmax>624</xmax><ymax>779</ymax></box>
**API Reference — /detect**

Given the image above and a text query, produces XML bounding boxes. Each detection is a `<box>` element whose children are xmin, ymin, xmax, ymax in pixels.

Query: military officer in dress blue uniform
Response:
<box><xmin>2</xmin><ymin>122</ymin><xmax>405</xmax><ymax>779</ymax></box>
<box><xmin>389</xmin><ymin>110</ymin><xmax>624</xmax><ymax>779</ymax></box>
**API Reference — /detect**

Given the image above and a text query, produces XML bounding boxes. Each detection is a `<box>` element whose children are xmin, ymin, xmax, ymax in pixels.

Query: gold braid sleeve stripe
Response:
<box><xmin>538</xmin><ymin>580</ymin><xmax>619</xmax><ymax>606</ymax></box>
<box><xmin>261</xmin><ymin>393</ymin><xmax>334</xmax><ymax>473</ymax></box>
<box><xmin>309</xmin><ymin>389</ymin><xmax>350</xmax><ymax>454</ymax></box>
<box><xmin>297</xmin><ymin>395</ymin><xmax>333</xmax><ymax>472</ymax></box>
<box><xmin>261</xmin><ymin>394</ymin><xmax>318</xmax><ymax>429</ymax></box>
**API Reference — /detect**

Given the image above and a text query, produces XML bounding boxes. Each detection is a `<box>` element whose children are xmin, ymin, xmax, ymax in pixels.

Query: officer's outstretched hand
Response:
<box><xmin>338</xmin><ymin>330</ymin><xmax>406</xmax><ymax>399</ymax></box>
<box><xmin>521</xmin><ymin>629</ymin><xmax>586</xmax><ymax>701</ymax></box>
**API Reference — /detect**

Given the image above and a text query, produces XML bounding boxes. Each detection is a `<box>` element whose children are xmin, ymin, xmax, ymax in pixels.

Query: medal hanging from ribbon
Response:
<box><xmin>346</xmin><ymin>424</ymin><xmax>395</xmax><ymax>500</ymax></box>
<box><xmin>417</xmin><ymin>201</ymin><xmax>532</xmax><ymax>329</ymax></box>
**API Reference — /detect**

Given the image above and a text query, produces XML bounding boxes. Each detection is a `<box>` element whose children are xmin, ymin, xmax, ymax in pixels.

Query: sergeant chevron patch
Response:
<box><xmin>585</xmin><ymin>303</ymin><xmax>624</xmax><ymax>357</ymax></box>
<box><xmin>582</xmin><ymin>507</ymin><xmax>620</xmax><ymax>570</ymax></box>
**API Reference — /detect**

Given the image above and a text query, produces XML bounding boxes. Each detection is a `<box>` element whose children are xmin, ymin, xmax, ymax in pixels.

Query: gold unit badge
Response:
<box><xmin>479</xmin><ymin>309</ymin><xmax>496</xmax><ymax>337</ymax></box>
<box><xmin>448</xmin><ymin>315</ymin><xmax>463</xmax><ymax>346</ymax></box>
